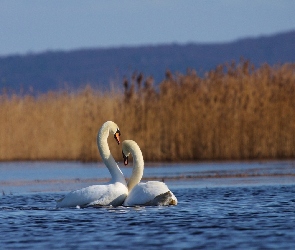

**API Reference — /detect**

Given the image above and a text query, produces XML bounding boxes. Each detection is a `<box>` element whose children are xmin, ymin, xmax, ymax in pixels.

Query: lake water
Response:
<box><xmin>1</xmin><ymin>160</ymin><xmax>295</xmax><ymax>249</ymax></box>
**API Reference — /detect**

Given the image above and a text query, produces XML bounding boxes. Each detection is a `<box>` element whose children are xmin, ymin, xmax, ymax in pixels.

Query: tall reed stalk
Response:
<box><xmin>0</xmin><ymin>61</ymin><xmax>294</xmax><ymax>161</ymax></box>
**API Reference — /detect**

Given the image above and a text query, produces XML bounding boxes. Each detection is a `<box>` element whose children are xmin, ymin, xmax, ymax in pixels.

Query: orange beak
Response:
<box><xmin>122</xmin><ymin>151</ymin><xmax>129</xmax><ymax>165</ymax></box>
<box><xmin>114</xmin><ymin>131</ymin><xmax>120</xmax><ymax>145</ymax></box>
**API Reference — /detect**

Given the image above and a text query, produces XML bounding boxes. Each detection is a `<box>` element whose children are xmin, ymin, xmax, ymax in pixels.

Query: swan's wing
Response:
<box><xmin>56</xmin><ymin>183</ymin><xmax>127</xmax><ymax>208</ymax></box>
<box><xmin>56</xmin><ymin>185</ymin><xmax>109</xmax><ymax>208</ymax></box>
<box><xmin>123</xmin><ymin>181</ymin><xmax>177</xmax><ymax>206</ymax></box>
<box><xmin>87</xmin><ymin>182</ymin><xmax>128</xmax><ymax>207</ymax></box>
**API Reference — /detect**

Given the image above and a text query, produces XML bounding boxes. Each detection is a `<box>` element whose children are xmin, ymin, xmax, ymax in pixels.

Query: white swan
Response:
<box><xmin>56</xmin><ymin>121</ymin><xmax>128</xmax><ymax>208</ymax></box>
<box><xmin>122</xmin><ymin>140</ymin><xmax>177</xmax><ymax>206</ymax></box>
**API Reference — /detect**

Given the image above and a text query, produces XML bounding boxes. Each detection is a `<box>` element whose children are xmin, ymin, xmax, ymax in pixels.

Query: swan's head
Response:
<box><xmin>122</xmin><ymin>140</ymin><xmax>140</xmax><ymax>166</ymax></box>
<box><xmin>122</xmin><ymin>141</ymin><xmax>132</xmax><ymax>165</ymax></box>
<box><xmin>102</xmin><ymin>121</ymin><xmax>121</xmax><ymax>145</ymax></box>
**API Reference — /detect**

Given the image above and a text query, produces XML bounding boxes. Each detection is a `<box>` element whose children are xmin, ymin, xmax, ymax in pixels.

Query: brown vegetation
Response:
<box><xmin>0</xmin><ymin>61</ymin><xmax>294</xmax><ymax>162</ymax></box>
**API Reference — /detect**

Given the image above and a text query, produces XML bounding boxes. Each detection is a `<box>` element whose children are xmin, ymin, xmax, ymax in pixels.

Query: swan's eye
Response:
<box><xmin>116</xmin><ymin>128</ymin><xmax>121</xmax><ymax>136</ymax></box>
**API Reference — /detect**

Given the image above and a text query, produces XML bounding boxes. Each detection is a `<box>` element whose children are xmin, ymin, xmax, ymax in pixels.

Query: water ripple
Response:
<box><xmin>1</xmin><ymin>186</ymin><xmax>295</xmax><ymax>249</ymax></box>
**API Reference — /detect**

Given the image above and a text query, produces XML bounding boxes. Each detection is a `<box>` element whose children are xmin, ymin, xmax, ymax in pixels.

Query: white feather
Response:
<box><xmin>56</xmin><ymin>121</ymin><xmax>128</xmax><ymax>208</ymax></box>
<box><xmin>122</xmin><ymin>140</ymin><xmax>177</xmax><ymax>206</ymax></box>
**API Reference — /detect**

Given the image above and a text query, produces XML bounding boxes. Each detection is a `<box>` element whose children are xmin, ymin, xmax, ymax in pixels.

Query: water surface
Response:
<box><xmin>1</xmin><ymin>161</ymin><xmax>295</xmax><ymax>249</ymax></box>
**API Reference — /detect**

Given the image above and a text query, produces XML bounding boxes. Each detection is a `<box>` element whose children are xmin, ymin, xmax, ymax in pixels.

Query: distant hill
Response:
<box><xmin>0</xmin><ymin>30</ymin><xmax>295</xmax><ymax>94</ymax></box>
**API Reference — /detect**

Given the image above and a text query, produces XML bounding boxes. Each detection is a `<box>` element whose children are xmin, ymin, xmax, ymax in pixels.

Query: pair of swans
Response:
<box><xmin>56</xmin><ymin>121</ymin><xmax>177</xmax><ymax>208</ymax></box>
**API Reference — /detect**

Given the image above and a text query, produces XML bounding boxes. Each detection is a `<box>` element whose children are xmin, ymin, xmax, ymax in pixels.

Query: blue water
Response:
<box><xmin>1</xmin><ymin>161</ymin><xmax>295</xmax><ymax>249</ymax></box>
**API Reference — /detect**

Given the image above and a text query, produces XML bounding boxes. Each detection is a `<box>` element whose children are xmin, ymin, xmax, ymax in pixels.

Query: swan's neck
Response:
<box><xmin>128</xmin><ymin>146</ymin><xmax>144</xmax><ymax>192</ymax></box>
<box><xmin>97</xmin><ymin>125</ymin><xmax>126</xmax><ymax>185</ymax></box>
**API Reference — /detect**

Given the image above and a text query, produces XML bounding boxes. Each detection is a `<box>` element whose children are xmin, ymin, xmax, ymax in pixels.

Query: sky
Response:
<box><xmin>0</xmin><ymin>0</ymin><xmax>295</xmax><ymax>56</ymax></box>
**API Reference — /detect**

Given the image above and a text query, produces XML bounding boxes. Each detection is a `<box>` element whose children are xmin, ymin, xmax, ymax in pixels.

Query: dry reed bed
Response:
<box><xmin>0</xmin><ymin>61</ymin><xmax>294</xmax><ymax>162</ymax></box>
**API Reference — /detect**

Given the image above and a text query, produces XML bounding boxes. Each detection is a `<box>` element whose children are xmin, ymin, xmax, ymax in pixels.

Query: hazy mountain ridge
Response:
<box><xmin>0</xmin><ymin>30</ymin><xmax>294</xmax><ymax>94</ymax></box>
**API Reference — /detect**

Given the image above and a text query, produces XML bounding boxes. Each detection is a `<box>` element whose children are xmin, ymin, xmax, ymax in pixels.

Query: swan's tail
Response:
<box><xmin>144</xmin><ymin>191</ymin><xmax>178</xmax><ymax>206</ymax></box>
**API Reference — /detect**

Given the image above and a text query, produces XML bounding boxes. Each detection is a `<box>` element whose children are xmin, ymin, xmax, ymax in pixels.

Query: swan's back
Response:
<box><xmin>56</xmin><ymin>182</ymin><xmax>128</xmax><ymax>208</ymax></box>
<box><xmin>123</xmin><ymin>181</ymin><xmax>177</xmax><ymax>206</ymax></box>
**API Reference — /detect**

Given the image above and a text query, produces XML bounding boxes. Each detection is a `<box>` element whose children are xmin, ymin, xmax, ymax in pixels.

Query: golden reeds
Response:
<box><xmin>0</xmin><ymin>61</ymin><xmax>294</xmax><ymax>162</ymax></box>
